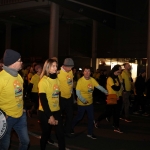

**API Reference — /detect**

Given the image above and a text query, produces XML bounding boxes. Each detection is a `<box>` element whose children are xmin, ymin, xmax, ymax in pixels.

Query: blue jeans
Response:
<box><xmin>72</xmin><ymin>104</ymin><xmax>94</xmax><ymax>135</ymax></box>
<box><xmin>0</xmin><ymin>112</ymin><xmax>29</xmax><ymax>150</ymax></box>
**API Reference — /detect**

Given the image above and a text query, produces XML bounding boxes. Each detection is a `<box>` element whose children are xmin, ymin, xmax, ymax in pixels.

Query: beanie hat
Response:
<box><xmin>63</xmin><ymin>58</ymin><xmax>74</xmax><ymax>67</ymax></box>
<box><xmin>3</xmin><ymin>49</ymin><xmax>21</xmax><ymax>66</ymax></box>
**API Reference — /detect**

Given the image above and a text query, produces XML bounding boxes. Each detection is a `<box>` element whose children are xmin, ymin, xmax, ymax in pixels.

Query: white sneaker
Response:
<box><xmin>87</xmin><ymin>134</ymin><xmax>97</xmax><ymax>139</ymax></box>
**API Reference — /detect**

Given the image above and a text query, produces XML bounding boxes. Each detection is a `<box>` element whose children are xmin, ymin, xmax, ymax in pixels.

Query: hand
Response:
<box><xmin>84</xmin><ymin>100</ymin><xmax>88</xmax><ymax>104</ymax></box>
<box><xmin>48</xmin><ymin>116</ymin><xmax>58</xmax><ymax>125</ymax></box>
<box><xmin>105</xmin><ymin>92</ymin><xmax>108</xmax><ymax>95</ymax></box>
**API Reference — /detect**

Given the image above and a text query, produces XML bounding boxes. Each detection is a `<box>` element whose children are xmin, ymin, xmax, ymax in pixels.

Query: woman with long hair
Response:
<box><xmin>38</xmin><ymin>59</ymin><xmax>65</xmax><ymax>150</ymax></box>
<box><xmin>95</xmin><ymin>65</ymin><xmax>123</xmax><ymax>133</ymax></box>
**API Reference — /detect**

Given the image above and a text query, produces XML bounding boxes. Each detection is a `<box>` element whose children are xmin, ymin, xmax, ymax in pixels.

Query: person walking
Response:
<box><xmin>120</xmin><ymin>63</ymin><xmax>132</xmax><ymax>122</ymax></box>
<box><xmin>0</xmin><ymin>49</ymin><xmax>29</xmax><ymax>150</ymax></box>
<box><xmin>95</xmin><ymin>65</ymin><xmax>123</xmax><ymax>133</ymax></box>
<box><xmin>134</xmin><ymin>69</ymin><xmax>148</xmax><ymax>116</ymax></box>
<box><xmin>27</xmin><ymin>64</ymin><xmax>43</xmax><ymax>117</ymax></box>
<box><xmin>38</xmin><ymin>58</ymin><xmax>65</xmax><ymax>150</ymax></box>
<box><xmin>72</xmin><ymin>66</ymin><xmax>108</xmax><ymax>139</ymax></box>
<box><xmin>57</xmin><ymin>58</ymin><xmax>74</xmax><ymax>137</ymax></box>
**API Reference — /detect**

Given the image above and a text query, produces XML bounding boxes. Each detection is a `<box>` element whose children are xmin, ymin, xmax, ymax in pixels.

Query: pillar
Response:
<box><xmin>147</xmin><ymin>0</ymin><xmax>150</xmax><ymax>78</ymax></box>
<box><xmin>49</xmin><ymin>2</ymin><xmax>59</xmax><ymax>58</ymax></box>
<box><xmin>92</xmin><ymin>20</ymin><xmax>98</xmax><ymax>72</ymax></box>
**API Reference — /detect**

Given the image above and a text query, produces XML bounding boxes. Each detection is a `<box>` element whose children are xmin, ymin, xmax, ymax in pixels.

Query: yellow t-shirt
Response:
<box><xmin>28</xmin><ymin>72</ymin><xmax>33</xmax><ymax>84</ymax></box>
<box><xmin>38</xmin><ymin>76</ymin><xmax>60</xmax><ymax>112</ymax></box>
<box><xmin>0</xmin><ymin>70</ymin><xmax>23</xmax><ymax>118</ymax></box>
<box><xmin>121</xmin><ymin>70</ymin><xmax>131</xmax><ymax>91</ymax></box>
<box><xmin>57</xmin><ymin>68</ymin><xmax>74</xmax><ymax>99</ymax></box>
<box><xmin>107</xmin><ymin>77</ymin><xmax>119</xmax><ymax>98</ymax></box>
<box><xmin>30</xmin><ymin>74</ymin><xmax>40</xmax><ymax>93</ymax></box>
<box><xmin>22</xmin><ymin>69</ymin><xmax>28</xmax><ymax>80</ymax></box>
<box><xmin>76</xmin><ymin>77</ymin><xmax>99</xmax><ymax>106</ymax></box>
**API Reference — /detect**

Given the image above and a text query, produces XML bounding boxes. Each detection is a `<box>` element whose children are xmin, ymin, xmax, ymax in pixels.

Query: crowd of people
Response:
<box><xmin>0</xmin><ymin>49</ymin><xmax>150</xmax><ymax>150</ymax></box>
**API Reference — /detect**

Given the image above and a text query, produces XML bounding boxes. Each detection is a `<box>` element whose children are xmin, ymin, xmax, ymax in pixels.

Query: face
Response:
<box><xmin>49</xmin><ymin>62</ymin><xmax>57</xmax><ymax>74</ymax></box>
<box><xmin>142</xmin><ymin>72</ymin><xmax>146</xmax><ymax>77</ymax></box>
<box><xmin>12</xmin><ymin>58</ymin><xmax>23</xmax><ymax>71</ymax></box>
<box><xmin>37</xmin><ymin>67</ymin><xmax>42</xmax><ymax>74</ymax></box>
<box><xmin>83</xmin><ymin>69</ymin><xmax>91</xmax><ymax>79</ymax></box>
<box><xmin>73</xmin><ymin>68</ymin><xmax>76</xmax><ymax>74</ymax></box>
<box><xmin>114</xmin><ymin>67</ymin><xmax>121</xmax><ymax>76</ymax></box>
<box><xmin>125</xmin><ymin>63</ymin><xmax>131</xmax><ymax>71</ymax></box>
<box><xmin>63</xmin><ymin>66</ymin><xmax>73</xmax><ymax>72</ymax></box>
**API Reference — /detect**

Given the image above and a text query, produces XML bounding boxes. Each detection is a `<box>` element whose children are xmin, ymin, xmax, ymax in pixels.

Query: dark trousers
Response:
<box><xmin>134</xmin><ymin>94</ymin><xmax>146</xmax><ymax>113</ymax></box>
<box><xmin>59</xmin><ymin>95</ymin><xmax>73</xmax><ymax>134</ymax></box>
<box><xmin>72</xmin><ymin>104</ymin><xmax>94</xmax><ymax>135</ymax></box>
<box><xmin>31</xmin><ymin>92</ymin><xmax>39</xmax><ymax>110</ymax></box>
<box><xmin>38</xmin><ymin>110</ymin><xmax>65</xmax><ymax>150</ymax></box>
<box><xmin>97</xmin><ymin>104</ymin><xmax>120</xmax><ymax>128</ymax></box>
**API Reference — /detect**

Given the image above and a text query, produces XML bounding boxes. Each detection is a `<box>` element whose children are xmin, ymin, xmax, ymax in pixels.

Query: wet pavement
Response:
<box><xmin>9</xmin><ymin>103</ymin><xmax>150</xmax><ymax>150</ymax></box>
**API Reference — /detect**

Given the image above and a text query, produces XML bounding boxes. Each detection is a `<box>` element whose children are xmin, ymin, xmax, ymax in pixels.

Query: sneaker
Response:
<box><xmin>133</xmin><ymin>111</ymin><xmax>139</xmax><ymax>115</ymax></box>
<box><xmin>119</xmin><ymin>116</ymin><xmax>125</xmax><ymax>120</ymax></box>
<box><xmin>142</xmin><ymin>113</ymin><xmax>149</xmax><ymax>116</ymax></box>
<box><xmin>65</xmin><ymin>133</ymin><xmax>74</xmax><ymax>138</ymax></box>
<box><xmin>106</xmin><ymin>117</ymin><xmax>110</xmax><ymax>122</ymax></box>
<box><xmin>125</xmin><ymin>119</ymin><xmax>132</xmax><ymax>122</ymax></box>
<box><xmin>71</xmin><ymin>129</ymin><xmax>74</xmax><ymax>135</ymax></box>
<box><xmin>47</xmin><ymin>138</ymin><xmax>54</xmax><ymax>145</ymax></box>
<box><xmin>94</xmin><ymin>121</ymin><xmax>99</xmax><ymax>129</ymax></box>
<box><xmin>87</xmin><ymin>134</ymin><xmax>97</xmax><ymax>139</ymax></box>
<box><xmin>114</xmin><ymin>128</ymin><xmax>123</xmax><ymax>133</ymax></box>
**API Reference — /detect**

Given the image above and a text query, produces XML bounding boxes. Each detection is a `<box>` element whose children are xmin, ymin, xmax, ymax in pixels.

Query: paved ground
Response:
<box><xmin>9</xmin><ymin>103</ymin><xmax>150</xmax><ymax>150</ymax></box>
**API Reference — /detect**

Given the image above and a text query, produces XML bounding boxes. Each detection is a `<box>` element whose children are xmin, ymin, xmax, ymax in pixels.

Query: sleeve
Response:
<box><xmin>30</xmin><ymin>75</ymin><xmax>35</xmax><ymax>84</ymax></box>
<box><xmin>76</xmin><ymin>79</ymin><xmax>87</xmax><ymax>103</ymax></box>
<box><xmin>111</xmin><ymin>85</ymin><xmax>120</xmax><ymax>91</ymax></box>
<box><xmin>39</xmin><ymin>93</ymin><xmax>52</xmax><ymax>118</ymax></box>
<box><xmin>107</xmin><ymin>77</ymin><xmax>120</xmax><ymax>91</ymax></box>
<box><xmin>95</xmin><ymin>85</ymin><xmax>108</xmax><ymax>94</ymax></box>
<box><xmin>107</xmin><ymin>77</ymin><xmax>115</xmax><ymax>87</ymax></box>
<box><xmin>92</xmin><ymin>78</ymin><xmax>108</xmax><ymax>94</ymax></box>
<box><xmin>38</xmin><ymin>80</ymin><xmax>52</xmax><ymax>118</ymax></box>
<box><xmin>76</xmin><ymin>90</ymin><xmax>87</xmax><ymax>103</ymax></box>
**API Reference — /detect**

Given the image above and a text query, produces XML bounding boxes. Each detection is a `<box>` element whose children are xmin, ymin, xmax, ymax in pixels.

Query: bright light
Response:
<box><xmin>97</xmin><ymin>58</ymin><xmax>137</xmax><ymax>82</ymax></box>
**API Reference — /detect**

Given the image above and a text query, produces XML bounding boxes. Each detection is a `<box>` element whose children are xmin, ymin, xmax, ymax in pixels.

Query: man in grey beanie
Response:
<box><xmin>0</xmin><ymin>49</ymin><xmax>29</xmax><ymax>149</ymax></box>
<box><xmin>57</xmin><ymin>58</ymin><xmax>74</xmax><ymax>137</ymax></box>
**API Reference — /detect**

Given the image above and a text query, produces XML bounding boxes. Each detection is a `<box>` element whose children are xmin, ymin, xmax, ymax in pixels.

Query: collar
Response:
<box><xmin>3</xmin><ymin>66</ymin><xmax>18</xmax><ymax>77</ymax></box>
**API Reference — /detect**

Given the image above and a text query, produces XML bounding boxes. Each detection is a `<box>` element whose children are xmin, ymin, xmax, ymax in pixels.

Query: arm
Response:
<box><xmin>111</xmin><ymin>85</ymin><xmax>120</xmax><ymax>91</ymax></box>
<box><xmin>76</xmin><ymin>90</ymin><xmax>88</xmax><ymax>104</ymax></box>
<box><xmin>95</xmin><ymin>85</ymin><xmax>108</xmax><ymax>94</ymax></box>
<box><xmin>122</xmin><ymin>79</ymin><xmax>126</xmax><ymax>91</ymax></box>
<box><xmin>39</xmin><ymin>93</ymin><xmax>52</xmax><ymax>119</ymax></box>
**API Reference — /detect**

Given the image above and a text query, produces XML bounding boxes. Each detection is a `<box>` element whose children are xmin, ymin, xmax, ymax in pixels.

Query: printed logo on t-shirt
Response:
<box><xmin>52</xmin><ymin>84</ymin><xmax>59</xmax><ymax>98</ymax></box>
<box><xmin>13</xmin><ymin>80</ymin><xmax>23</xmax><ymax>108</ymax></box>
<box><xmin>87</xmin><ymin>84</ymin><xmax>93</xmax><ymax>93</ymax></box>
<box><xmin>66</xmin><ymin>75</ymin><xmax>72</xmax><ymax>85</ymax></box>
<box><xmin>13</xmin><ymin>80</ymin><xmax>22</xmax><ymax>97</ymax></box>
